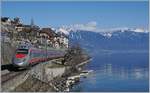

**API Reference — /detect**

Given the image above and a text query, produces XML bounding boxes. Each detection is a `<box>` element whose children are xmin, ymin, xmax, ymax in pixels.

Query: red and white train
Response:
<box><xmin>12</xmin><ymin>44</ymin><xmax>65</xmax><ymax>68</ymax></box>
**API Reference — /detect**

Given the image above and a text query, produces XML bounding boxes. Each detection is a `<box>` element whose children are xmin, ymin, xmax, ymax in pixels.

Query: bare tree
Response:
<box><xmin>63</xmin><ymin>44</ymin><xmax>84</xmax><ymax>65</ymax></box>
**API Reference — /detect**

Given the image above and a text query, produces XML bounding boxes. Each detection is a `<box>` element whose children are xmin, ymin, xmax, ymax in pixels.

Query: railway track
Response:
<box><xmin>1</xmin><ymin>71</ymin><xmax>25</xmax><ymax>84</ymax></box>
<box><xmin>1</xmin><ymin>56</ymin><xmax>65</xmax><ymax>86</ymax></box>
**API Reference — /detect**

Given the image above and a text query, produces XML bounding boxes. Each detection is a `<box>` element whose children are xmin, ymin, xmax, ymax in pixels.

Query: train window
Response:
<box><xmin>31</xmin><ymin>51</ymin><xmax>38</xmax><ymax>58</ymax></box>
<box><xmin>34</xmin><ymin>53</ymin><xmax>38</xmax><ymax>57</ymax></box>
<box><xmin>16</xmin><ymin>49</ymin><xmax>28</xmax><ymax>54</ymax></box>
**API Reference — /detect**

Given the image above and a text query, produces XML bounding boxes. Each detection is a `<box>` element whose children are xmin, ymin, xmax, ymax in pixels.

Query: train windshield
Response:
<box><xmin>16</xmin><ymin>49</ymin><xmax>28</xmax><ymax>54</ymax></box>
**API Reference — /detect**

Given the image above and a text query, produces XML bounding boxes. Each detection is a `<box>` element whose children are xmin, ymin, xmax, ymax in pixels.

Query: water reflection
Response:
<box><xmin>71</xmin><ymin>63</ymin><xmax>149</xmax><ymax>92</ymax></box>
<box><xmin>98</xmin><ymin>63</ymin><xmax>149</xmax><ymax>80</ymax></box>
<box><xmin>71</xmin><ymin>52</ymin><xmax>149</xmax><ymax>92</ymax></box>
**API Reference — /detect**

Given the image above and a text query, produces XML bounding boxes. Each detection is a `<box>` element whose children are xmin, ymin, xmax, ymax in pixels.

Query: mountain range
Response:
<box><xmin>56</xmin><ymin>27</ymin><xmax>149</xmax><ymax>55</ymax></box>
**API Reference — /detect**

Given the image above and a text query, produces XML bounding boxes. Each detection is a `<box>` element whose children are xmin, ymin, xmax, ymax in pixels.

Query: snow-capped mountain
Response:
<box><xmin>68</xmin><ymin>29</ymin><xmax>149</xmax><ymax>52</ymax></box>
<box><xmin>56</xmin><ymin>28</ymin><xmax>70</xmax><ymax>35</ymax></box>
<box><xmin>55</xmin><ymin>26</ymin><xmax>148</xmax><ymax>52</ymax></box>
<box><xmin>56</xmin><ymin>24</ymin><xmax>148</xmax><ymax>36</ymax></box>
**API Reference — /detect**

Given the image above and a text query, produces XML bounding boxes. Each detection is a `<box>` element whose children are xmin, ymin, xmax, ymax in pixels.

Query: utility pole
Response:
<box><xmin>30</xmin><ymin>18</ymin><xmax>34</xmax><ymax>43</ymax></box>
<box><xmin>31</xmin><ymin>17</ymin><xmax>34</xmax><ymax>27</ymax></box>
<box><xmin>45</xmin><ymin>37</ymin><xmax>48</xmax><ymax>59</ymax></box>
<box><xmin>2</xmin><ymin>35</ymin><xmax>4</xmax><ymax>63</ymax></box>
<box><xmin>42</xmin><ymin>37</ymin><xmax>47</xmax><ymax>81</ymax></box>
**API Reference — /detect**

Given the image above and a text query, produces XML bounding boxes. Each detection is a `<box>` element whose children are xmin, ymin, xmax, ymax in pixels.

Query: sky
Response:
<box><xmin>1</xmin><ymin>1</ymin><xmax>149</xmax><ymax>30</ymax></box>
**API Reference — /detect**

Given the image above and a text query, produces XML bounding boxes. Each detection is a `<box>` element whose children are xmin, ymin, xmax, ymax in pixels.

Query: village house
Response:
<box><xmin>14</xmin><ymin>18</ymin><xmax>40</xmax><ymax>43</ymax></box>
<box><xmin>1</xmin><ymin>17</ymin><xmax>22</xmax><ymax>26</ymax></box>
<box><xmin>1</xmin><ymin>17</ymin><xmax>19</xmax><ymax>41</ymax></box>
<box><xmin>56</xmin><ymin>32</ymin><xmax>69</xmax><ymax>48</ymax></box>
<box><xmin>38</xmin><ymin>28</ymin><xmax>56</xmax><ymax>47</ymax></box>
<box><xmin>15</xmin><ymin>18</ymin><xmax>39</xmax><ymax>33</ymax></box>
<box><xmin>15</xmin><ymin>24</ymin><xmax>30</xmax><ymax>32</ymax></box>
<box><xmin>1</xmin><ymin>17</ymin><xmax>69</xmax><ymax>49</ymax></box>
<box><xmin>1</xmin><ymin>17</ymin><xmax>12</xmax><ymax>25</ymax></box>
<box><xmin>38</xmin><ymin>27</ymin><xmax>69</xmax><ymax>49</ymax></box>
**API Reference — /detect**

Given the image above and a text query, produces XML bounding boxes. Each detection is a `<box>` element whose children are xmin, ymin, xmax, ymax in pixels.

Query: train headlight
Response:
<box><xmin>17</xmin><ymin>62</ymin><xmax>24</xmax><ymax>65</ymax></box>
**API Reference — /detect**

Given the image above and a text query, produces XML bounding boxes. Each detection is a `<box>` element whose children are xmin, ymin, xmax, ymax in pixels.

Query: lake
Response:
<box><xmin>71</xmin><ymin>50</ymin><xmax>149</xmax><ymax>92</ymax></box>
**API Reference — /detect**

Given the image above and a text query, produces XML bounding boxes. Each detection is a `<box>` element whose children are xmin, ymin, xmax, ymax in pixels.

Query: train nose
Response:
<box><xmin>13</xmin><ymin>60</ymin><xmax>24</xmax><ymax>66</ymax></box>
<box><xmin>13</xmin><ymin>58</ymin><xmax>28</xmax><ymax>67</ymax></box>
<box><xmin>15</xmin><ymin>61</ymin><xmax>24</xmax><ymax>65</ymax></box>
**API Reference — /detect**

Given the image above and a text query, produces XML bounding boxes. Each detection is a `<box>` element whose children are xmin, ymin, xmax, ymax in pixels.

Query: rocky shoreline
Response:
<box><xmin>47</xmin><ymin>58</ymin><xmax>92</xmax><ymax>92</ymax></box>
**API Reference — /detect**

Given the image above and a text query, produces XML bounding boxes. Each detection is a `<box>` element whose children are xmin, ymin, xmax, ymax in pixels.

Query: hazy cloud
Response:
<box><xmin>61</xmin><ymin>21</ymin><xmax>148</xmax><ymax>33</ymax></box>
